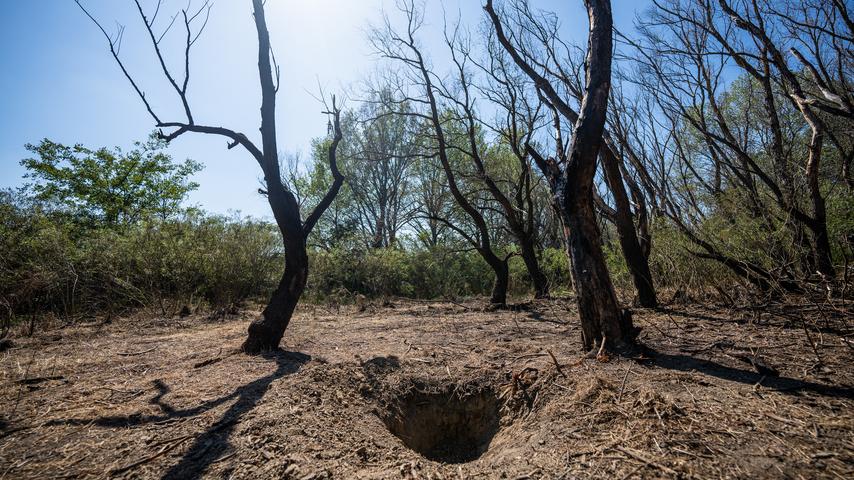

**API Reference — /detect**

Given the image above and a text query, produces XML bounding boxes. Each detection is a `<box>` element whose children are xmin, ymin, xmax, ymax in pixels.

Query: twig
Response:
<box><xmin>16</xmin><ymin>375</ymin><xmax>64</xmax><ymax>385</ymax></box>
<box><xmin>595</xmin><ymin>335</ymin><xmax>608</xmax><ymax>360</ymax></box>
<box><xmin>617</xmin><ymin>363</ymin><xmax>632</xmax><ymax>402</ymax></box>
<box><xmin>442</xmin><ymin>296</ymin><xmax>472</xmax><ymax>311</ymax></box>
<box><xmin>512</xmin><ymin>311</ymin><xmax>523</xmax><ymax>335</ymax></box>
<box><xmin>11</xmin><ymin>350</ymin><xmax>37</xmax><ymax>419</ymax></box>
<box><xmin>193</xmin><ymin>357</ymin><xmax>223</xmax><ymax>369</ymax></box>
<box><xmin>546</xmin><ymin>349</ymin><xmax>567</xmax><ymax>378</ymax></box>
<box><xmin>210</xmin><ymin>452</ymin><xmax>237</xmax><ymax>465</ymax></box>
<box><xmin>663</xmin><ymin>310</ymin><xmax>684</xmax><ymax>330</ymax></box>
<box><xmin>117</xmin><ymin>347</ymin><xmax>156</xmax><ymax>356</ymax></box>
<box><xmin>614</xmin><ymin>446</ymin><xmax>680</xmax><ymax>476</ymax></box>
<box><xmin>109</xmin><ymin>435</ymin><xmax>192</xmax><ymax>474</ymax></box>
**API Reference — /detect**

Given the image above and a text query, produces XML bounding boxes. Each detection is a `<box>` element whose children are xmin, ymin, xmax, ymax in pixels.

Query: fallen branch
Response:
<box><xmin>617</xmin><ymin>363</ymin><xmax>632</xmax><ymax>402</ymax></box>
<box><xmin>117</xmin><ymin>347</ymin><xmax>156</xmax><ymax>356</ymax></box>
<box><xmin>193</xmin><ymin>357</ymin><xmax>223</xmax><ymax>369</ymax></box>
<box><xmin>547</xmin><ymin>350</ymin><xmax>567</xmax><ymax>378</ymax></box>
<box><xmin>614</xmin><ymin>446</ymin><xmax>680</xmax><ymax>476</ymax></box>
<box><xmin>16</xmin><ymin>375</ymin><xmax>64</xmax><ymax>385</ymax></box>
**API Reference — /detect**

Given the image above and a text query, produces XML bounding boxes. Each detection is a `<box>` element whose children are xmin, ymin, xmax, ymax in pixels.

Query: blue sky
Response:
<box><xmin>0</xmin><ymin>0</ymin><xmax>649</xmax><ymax>218</ymax></box>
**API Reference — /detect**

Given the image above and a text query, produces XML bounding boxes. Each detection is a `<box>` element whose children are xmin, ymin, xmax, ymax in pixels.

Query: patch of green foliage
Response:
<box><xmin>21</xmin><ymin>134</ymin><xmax>202</xmax><ymax>228</ymax></box>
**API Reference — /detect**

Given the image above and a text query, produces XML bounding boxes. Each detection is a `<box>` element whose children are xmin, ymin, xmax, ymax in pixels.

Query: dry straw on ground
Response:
<box><xmin>1</xmin><ymin>298</ymin><xmax>852</xmax><ymax>479</ymax></box>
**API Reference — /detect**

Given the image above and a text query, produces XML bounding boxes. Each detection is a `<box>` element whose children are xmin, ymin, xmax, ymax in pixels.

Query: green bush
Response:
<box><xmin>1</xmin><ymin>193</ymin><xmax>283</xmax><ymax>328</ymax></box>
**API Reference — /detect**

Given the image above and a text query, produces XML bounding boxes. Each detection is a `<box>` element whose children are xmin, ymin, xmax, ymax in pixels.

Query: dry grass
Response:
<box><xmin>0</xmin><ymin>298</ymin><xmax>852</xmax><ymax>479</ymax></box>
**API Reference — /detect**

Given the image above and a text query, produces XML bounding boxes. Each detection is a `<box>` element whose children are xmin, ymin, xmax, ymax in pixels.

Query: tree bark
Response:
<box><xmin>562</xmin><ymin>187</ymin><xmax>630</xmax><ymax>350</ymax></box>
<box><xmin>243</xmin><ymin>232</ymin><xmax>308</xmax><ymax>352</ymax></box>
<box><xmin>806</xmin><ymin>129</ymin><xmax>834</xmax><ymax>277</ymax></box>
<box><xmin>243</xmin><ymin>0</ymin><xmax>296</xmax><ymax>353</ymax></box>
<box><xmin>600</xmin><ymin>147</ymin><xmax>657</xmax><ymax>307</ymax></box>
<box><xmin>488</xmin><ymin>256</ymin><xmax>510</xmax><ymax>305</ymax></box>
<box><xmin>555</xmin><ymin>0</ymin><xmax>635</xmax><ymax>351</ymax></box>
<box><xmin>519</xmin><ymin>235</ymin><xmax>549</xmax><ymax>298</ymax></box>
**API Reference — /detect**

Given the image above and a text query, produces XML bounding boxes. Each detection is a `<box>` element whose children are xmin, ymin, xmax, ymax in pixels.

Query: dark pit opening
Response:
<box><xmin>380</xmin><ymin>388</ymin><xmax>500</xmax><ymax>464</ymax></box>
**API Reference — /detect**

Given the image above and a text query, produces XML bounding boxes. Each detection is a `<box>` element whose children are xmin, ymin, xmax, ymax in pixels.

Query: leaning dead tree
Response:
<box><xmin>444</xmin><ymin>25</ymin><xmax>552</xmax><ymax>299</ymax></box>
<box><xmin>77</xmin><ymin>0</ymin><xmax>344</xmax><ymax>353</ymax></box>
<box><xmin>487</xmin><ymin>0</ymin><xmax>637</xmax><ymax>351</ymax></box>
<box><xmin>485</xmin><ymin>0</ymin><xmax>658</xmax><ymax>308</ymax></box>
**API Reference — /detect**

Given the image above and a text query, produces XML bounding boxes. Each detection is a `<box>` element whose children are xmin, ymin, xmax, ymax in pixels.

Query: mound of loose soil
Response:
<box><xmin>0</xmin><ymin>299</ymin><xmax>852</xmax><ymax>478</ymax></box>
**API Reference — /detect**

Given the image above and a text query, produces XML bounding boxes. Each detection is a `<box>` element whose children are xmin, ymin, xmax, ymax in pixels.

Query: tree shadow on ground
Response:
<box><xmin>46</xmin><ymin>350</ymin><xmax>310</xmax><ymax>479</ymax></box>
<box><xmin>654</xmin><ymin>307</ymin><xmax>731</xmax><ymax>324</ymax></box>
<box><xmin>648</xmin><ymin>349</ymin><xmax>854</xmax><ymax>400</ymax></box>
<box><xmin>160</xmin><ymin>350</ymin><xmax>309</xmax><ymax>479</ymax></box>
<box><xmin>656</xmin><ymin>306</ymin><xmax>849</xmax><ymax>335</ymax></box>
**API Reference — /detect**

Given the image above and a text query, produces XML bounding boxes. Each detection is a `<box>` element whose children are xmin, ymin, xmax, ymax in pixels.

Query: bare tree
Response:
<box><xmin>77</xmin><ymin>0</ymin><xmax>345</xmax><ymax>353</ymax></box>
<box><xmin>370</xmin><ymin>1</ymin><xmax>515</xmax><ymax>305</ymax></box>
<box><xmin>487</xmin><ymin>0</ymin><xmax>637</xmax><ymax>351</ymax></box>
<box><xmin>625</xmin><ymin>0</ymin><xmax>851</xmax><ymax>285</ymax></box>
<box><xmin>485</xmin><ymin>0</ymin><xmax>658</xmax><ymax>307</ymax></box>
<box><xmin>441</xmin><ymin>22</ymin><xmax>552</xmax><ymax>298</ymax></box>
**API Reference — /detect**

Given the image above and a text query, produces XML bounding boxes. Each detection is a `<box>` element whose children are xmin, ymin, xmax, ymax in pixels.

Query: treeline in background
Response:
<box><xmin>3</xmin><ymin>0</ymin><xmax>852</xmax><ymax>337</ymax></box>
<box><xmin>1</xmin><ymin>129</ymin><xmax>725</xmax><ymax>335</ymax></box>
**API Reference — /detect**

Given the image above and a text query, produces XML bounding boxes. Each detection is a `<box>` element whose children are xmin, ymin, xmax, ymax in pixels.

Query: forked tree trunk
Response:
<box><xmin>241</xmin><ymin>148</ymin><xmax>308</xmax><ymax>352</ymax></box>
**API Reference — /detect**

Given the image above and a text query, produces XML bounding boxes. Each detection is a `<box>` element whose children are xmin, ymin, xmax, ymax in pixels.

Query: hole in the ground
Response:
<box><xmin>380</xmin><ymin>387</ymin><xmax>500</xmax><ymax>464</ymax></box>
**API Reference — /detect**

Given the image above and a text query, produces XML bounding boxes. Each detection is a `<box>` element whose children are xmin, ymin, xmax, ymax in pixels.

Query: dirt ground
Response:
<box><xmin>1</xmin><ymin>298</ymin><xmax>852</xmax><ymax>479</ymax></box>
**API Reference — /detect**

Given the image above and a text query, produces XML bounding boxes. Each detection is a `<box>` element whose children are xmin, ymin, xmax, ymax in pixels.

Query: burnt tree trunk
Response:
<box><xmin>806</xmin><ymin>129</ymin><xmax>834</xmax><ymax>278</ymax></box>
<box><xmin>242</xmin><ymin>2</ymin><xmax>345</xmax><ymax>353</ymax></box>
<box><xmin>561</xmin><ymin>185</ymin><xmax>628</xmax><ymax>349</ymax></box>
<box><xmin>562</xmin><ymin>0</ymin><xmax>637</xmax><ymax>351</ymax></box>
<box><xmin>600</xmin><ymin>147</ymin><xmax>657</xmax><ymax>307</ymax></box>
<box><xmin>244</xmin><ymin>222</ymin><xmax>307</xmax><ymax>352</ymax></box>
<box><xmin>488</xmin><ymin>256</ymin><xmax>510</xmax><ymax>305</ymax></box>
<box><xmin>518</xmin><ymin>235</ymin><xmax>549</xmax><ymax>298</ymax></box>
<box><xmin>487</xmin><ymin>0</ymin><xmax>634</xmax><ymax>352</ymax></box>
<box><xmin>243</xmin><ymin>0</ymin><xmax>295</xmax><ymax>353</ymax></box>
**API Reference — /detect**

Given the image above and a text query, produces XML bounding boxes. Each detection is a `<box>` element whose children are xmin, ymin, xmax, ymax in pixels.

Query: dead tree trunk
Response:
<box><xmin>372</xmin><ymin>1</ymin><xmax>510</xmax><ymax>305</ymax></box>
<box><xmin>561</xmin><ymin>179</ymin><xmax>629</xmax><ymax>350</ymax></box>
<box><xmin>519</xmin><ymin>235</ymin><xmax>549</xmax><ymax>298</ymax></box>
<box><xmin>600</xmin><ymin>147</ymin><xmax>657</xmax><ymax>307</ymax></box>
<box><xmin>244</xmin><ymin>232</ymin><xmax>308</xmax><ymax>352</ymax></box>
<box><xmin>487</xmin><ymin>255</ymin><xmax>510</xmax><ymax>305</ymax></box>
<box><xmin>488</xmin><ymin>0</ymin><xmax>636</xmax><ymax>351</ymax></box>
<box><xmin>78</xmin><ymin>0</ymin><xmax>346</xmax><ymax>353</ymax></box>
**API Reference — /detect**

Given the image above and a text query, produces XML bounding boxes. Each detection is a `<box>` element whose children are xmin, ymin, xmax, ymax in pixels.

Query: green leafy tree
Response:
<box><xmin>21</xmin><ymin>134</ymin><xmax>202</xmax><ymax>228</ymax></box>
